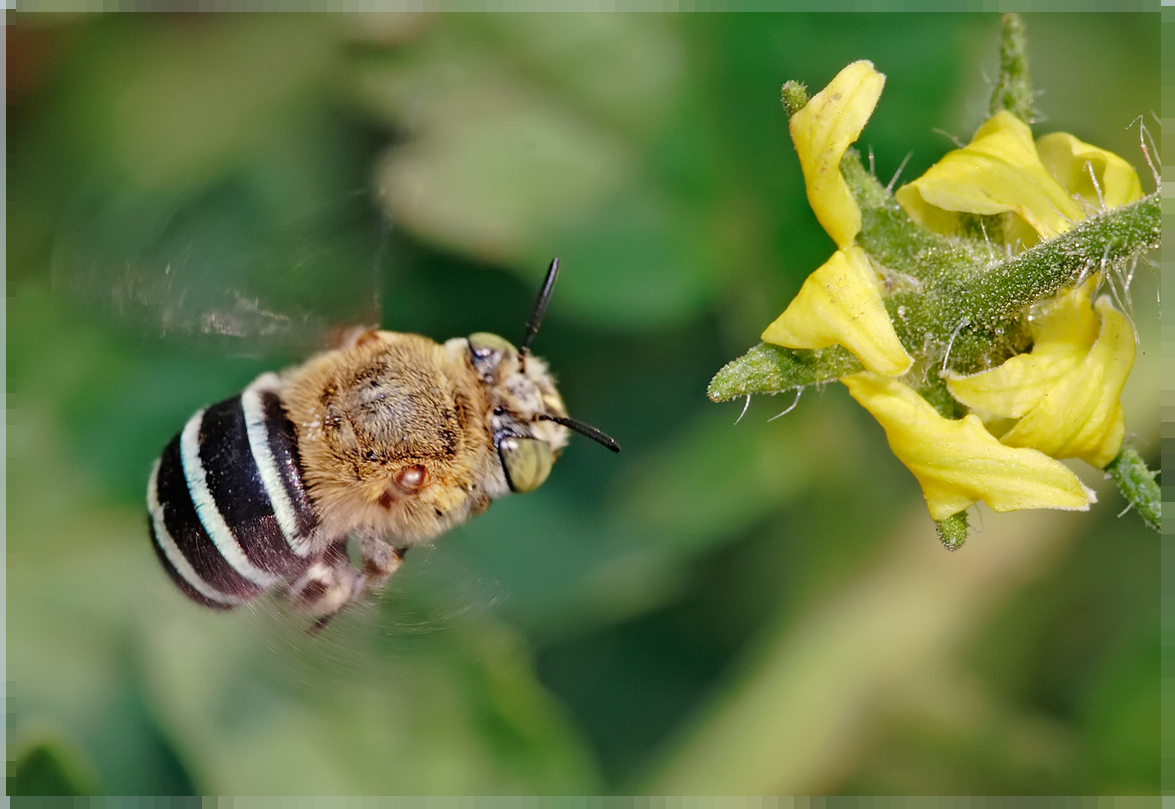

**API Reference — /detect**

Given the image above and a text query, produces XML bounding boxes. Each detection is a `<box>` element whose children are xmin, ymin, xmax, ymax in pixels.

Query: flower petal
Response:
<box><xmin>1036</xmin><ymin>132</ymin><xmax>1144</xmax><ymax>210</ymax></box>
<box><xmin>945</xmin><ymin>278</ymin><xmax>1100</xmax><ymax>418</ymax></box>
<box><xmin>790</xmin><ymin>60</ymin><xmax>885</xmax><ymax>249</ymax></box>
<box><xmin>996</xmin><ymin>296</ymin><xmax>1135</xmax><ymax>468</ymax></box>
<box><xmin>762</xmin><ymin>246</ymin><xmax>912</xmax><ymax>376</ymax></box>
<box><xmin>945</xmin><ymin>348</ymin><xmax>1085</xmax><ymax>420</ymax></box>
<box><xmin>842</xmin><ymin>373</ymin><xmax>1094</xmax><ymax>521</ymax></box>
<box><xmin>895</xmin><ymin>110</ymin><xmax>1084</xmax><ymax>244</ymax></box>
<box><xmin>1023</xmin><ymin>275</ymin><xmax>1101</xmax><ymax>347</ymax></box>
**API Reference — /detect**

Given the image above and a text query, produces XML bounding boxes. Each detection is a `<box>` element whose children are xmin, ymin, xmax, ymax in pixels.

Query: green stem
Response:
<box><xmin>708</xmin><ymin>343</ymin><xmax>860</xmax><ymax>402</ymax></box>
<box><xmin>960</xmin><ymin>192</ymin><xmax>1159</xmax><ymax>328</ymax></box>
<box><xmin>990</xmin><ymin>13</ymin><xmax>1034</xmax><ymax>123</ymax></box>
<box><xmin>1104</xmin><ymin>446</ymin><xmax>1160</xmax><ymax>532</ymax></box>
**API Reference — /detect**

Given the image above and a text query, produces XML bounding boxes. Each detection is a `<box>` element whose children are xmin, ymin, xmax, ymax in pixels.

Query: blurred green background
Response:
<box><xmin>7</xmin><ymin>12</ymin><xmax>1159</xmax><ymax>796</ymax></box>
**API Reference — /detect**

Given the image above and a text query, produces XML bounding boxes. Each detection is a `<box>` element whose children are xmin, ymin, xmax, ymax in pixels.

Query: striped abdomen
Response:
<box><xmin>147</xmin><ymin>373</ymin><xmax>321</xmax><ymax>609</ymax></box>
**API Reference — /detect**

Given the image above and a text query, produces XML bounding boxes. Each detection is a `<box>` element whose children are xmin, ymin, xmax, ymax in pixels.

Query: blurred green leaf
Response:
<box><xmin>357</xmin><ymin>15</ymin><xmax>732</xmax><ymax>329</ymax></box>
<box><xmin>1081</xmin><ymin>626</ymin><xmax>1160</xmax><ymax>792</ymax></box>
<box><xmin>136</xmin><ymin>605</ymin><xmax>601</xmax><ymax>794</ymax></box>
<box><xmin>613</xmin><ymin>407</ymin><xmax>808</xmax><ymax>555</ymax></box>
<box><xmin>8</xmin><ymin>736</ymin><xmax>100</xmax><ymax>797</ymax></box>
<box><xmin>422</xmin><ymin>497</ymin><xmax>687</xmax><ymax>640</ymax></box>
<box><xmin>5</xmin><ymin>407</ymin><xmax>202</xmax><ymax>794</ymax></box>
<box><xmin>13</xmin><ymin>16</ymin><xmax>383</xmax><ymax>352</ymax></box>
<box><xmin>637</xmin><ymin>507</ymin><xmax>1087</xmax><ymax>795</ymax></box>
<box><xmin>56</xmin><ymin>16</ymin><xmax>337</xmax><ymax>190</ymax></box>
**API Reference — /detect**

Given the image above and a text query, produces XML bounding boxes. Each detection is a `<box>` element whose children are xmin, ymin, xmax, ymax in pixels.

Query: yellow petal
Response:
<box><xmin>1023</xmin><ymin>275</ymin><xmax>1101</xmax><ymax>347</ymax></box>
<box><xmin>1036</xmin><ymin>132</ymin><xmax>1144</xmax><ymax>210</ymax></box>
<box><xmin>997</xmin><ymin>296</ymin><xmax>1135</xmax><ymax>468</ymax></box>
<box><xmin>895</xmin><ymin>110</ymin><xmax>1085</xmax><ymax>244</ymax></box>
<box><xmin>842</xmin><ymin>373</ymin><xmax>1093</xmax><ymax>521</ymax></box>
<box><xmin>946</xmin><ymin>348</ymin><xmax>1085</xmax><ymax>420</ymax></box>
<box><xmin>762</xmin><ymin>246</ymin><xmax>912</xmax><ymax>376</ymax></box>
<box><xmin>790</xmin><ymin>60</ymin><xmax>885</xmax><ymax>249</ymax></box>
<box><xmin>945</xmin><ymin>278</ymin><xmax>1100</xmax><ymax>418</ymax></box>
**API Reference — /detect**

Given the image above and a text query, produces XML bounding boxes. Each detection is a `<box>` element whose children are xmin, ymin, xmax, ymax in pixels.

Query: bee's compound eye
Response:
<box><xmin>497</xmin><ymin>436</ymin><xmax>553</xmax><ymax>494</ymax></box>
<box><xmin>468</xmin><ymin>332</ymin><xmax>516</xmax><ymax>377</ymax></box>
<box><xmin>395</xmin><ymin>464</ymin><xmax>429</xmax><ymax>493</ymax></box>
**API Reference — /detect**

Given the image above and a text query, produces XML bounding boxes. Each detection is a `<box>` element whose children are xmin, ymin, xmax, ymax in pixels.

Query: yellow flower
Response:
<box><xmin>761</xmin><ymin>246</ymin><xmax>911</xmax><ymax>377</ymax></box>
<box><xmin>763</xmin><ymin>61</ymin><xmax>912</xmax><ymax>377</ymax></box>
<box><xmin>946</xmin><ymin>278</ymin><xmax>1100</xmax><ymax>420</ymax></box>
<box><xmin>947</xmin><ymin>283</ymin><xmax>1135</xmax><ymax>469</ymax></box>
<box><xmin>912</xmin><ymin>116</ymin><xmax>1143</xmax><ymax>472</ymax></box>
<box><xmin>762</xmin><ymin>61</ymin><xmax>1144</xmax><ymax>524</ymax></box>
<box><xmin>1036</xmin><ymin>132</ymin><xmax>1144</xmax><ymax>210</ymax></box>
<box><xmin>789</xmin><ymin>60</ymin><xmax>885</xmax><ymax>249</ymax></box>
<box><xmin>895</xmin><ymin>111</ymin><xmax>1144</xmax><ymax>246</ymax></box>
<box><xmin>842</xmin><ymin>373</ymin><xmax>1094</xmax><ymax>520</ymax></box>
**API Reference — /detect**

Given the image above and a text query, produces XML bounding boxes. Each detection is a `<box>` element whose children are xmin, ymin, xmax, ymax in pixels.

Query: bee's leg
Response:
<box><xmin>356</xmin><ymin>534</ymin><xmax>407</xmax><ymax>594</ymax></box>
<box><xmin>285</xmin><ymin>540</ymin><xmax>364</xmax><ymax>632</ymax></box>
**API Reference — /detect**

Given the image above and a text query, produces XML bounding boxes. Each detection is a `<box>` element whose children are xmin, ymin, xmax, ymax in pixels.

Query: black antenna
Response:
<box><xmin>538</xmin><ymin>413</ymin><xmax>621</xmax><ymax>453</ymax></box>
<box><xmin>519</xmin><ymin>257</ymin><xmax>559</xmax><ymax>357</ymax></box>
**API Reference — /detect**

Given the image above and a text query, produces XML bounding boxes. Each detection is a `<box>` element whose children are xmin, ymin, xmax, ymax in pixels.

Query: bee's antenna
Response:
<box><xmin>519</xmin><ymin>257</ymin><xmax>559</xmax><ymax>357</ymax></box>
<box><xmin>538</xmin><ymin>413</ymin><xmax>621</xmax><ymax>453</ymax></box>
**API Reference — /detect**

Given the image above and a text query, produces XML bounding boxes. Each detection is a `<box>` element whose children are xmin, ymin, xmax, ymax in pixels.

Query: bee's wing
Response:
<box><xmin>51</xmin><ymin>183</ymin><xmax>388</xmax><ymax>356</ymax></box>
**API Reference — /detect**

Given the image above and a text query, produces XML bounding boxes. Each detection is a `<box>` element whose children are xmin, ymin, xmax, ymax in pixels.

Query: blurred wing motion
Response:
<box><xmin>50</xmin><ymin>181</ymin><xmax>388</xmax><ymax>355</ymax></box>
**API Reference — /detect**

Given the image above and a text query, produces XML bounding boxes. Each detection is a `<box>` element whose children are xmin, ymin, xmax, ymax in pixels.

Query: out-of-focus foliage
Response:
<box><xmin>7</xmin><ymin>13</ymin><xmax>1158</xmax><ymax>796</ymax></box>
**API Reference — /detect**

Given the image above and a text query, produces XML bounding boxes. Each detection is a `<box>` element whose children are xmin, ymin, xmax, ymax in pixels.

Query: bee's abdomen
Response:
<box><xmin>147</xmin><ymin>374</ymin><xmax>320</xmax><ymax>610</ymax></box>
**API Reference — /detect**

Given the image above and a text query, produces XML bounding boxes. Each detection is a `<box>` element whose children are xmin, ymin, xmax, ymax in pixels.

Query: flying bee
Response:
<box><xmin>146</xmin><ymin>258</ymin><xmax>619</xmax><ymax>630</ymax></box>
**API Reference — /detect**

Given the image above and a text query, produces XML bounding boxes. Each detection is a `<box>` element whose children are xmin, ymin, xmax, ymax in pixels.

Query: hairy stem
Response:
<box><xmin>708</xmin><ymin>343</ymin><xmax>860</xmax><ymax>402</ymax></box>
<box><xmin>990</xmin><ymin>13</ymin><xmax>1034</xmax><ymax>123</ymax></box>
<box><xmin>960</xmin><ymin>192</ymin><xmax>1160</xmax><ymax>331</ymax></box>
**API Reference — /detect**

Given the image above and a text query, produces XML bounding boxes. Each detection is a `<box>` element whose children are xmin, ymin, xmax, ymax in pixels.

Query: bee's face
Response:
<box><xmin>464</xmin><ymin>332</ymin><xmax>569</xmax><ymax>494</ymax></box>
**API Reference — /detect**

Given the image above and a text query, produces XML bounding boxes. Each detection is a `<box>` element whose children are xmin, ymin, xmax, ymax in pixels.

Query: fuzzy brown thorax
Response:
<box><xmin>281</xmin><ymin>330</ymin><xmax>570</xmax><ymax>547</ymax></box>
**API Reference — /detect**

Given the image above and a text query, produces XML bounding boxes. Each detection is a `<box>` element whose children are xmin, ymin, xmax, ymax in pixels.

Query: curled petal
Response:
<box><xmin>945</xmin><ymin>278</ymin><xmax>1100</xmax><ymax>418</ymax></box>
<box><xmin>842</xmin><ymin>373</ymin><xmax>1094</xmax><ymax>521</ymax></box>
<box><xmin>790</xmin><ymin>60</ymin><xmax>885</xmax><ymax>248</ymax></box>
<box><xmin>997</xmin><ymin>297</ymin><xmax>1135</xmax><ymax>468</ymax></box>
<box><xmin>1023</xmin><ymin>276</ymin><xmax>1101</xmax><ymax>347</ymax></box>
<box><xmin>895</xmin><ymin>110</ymin><xmax>1084</xmax><ymax>243</ymax></box>
<box><xmin>1036</xmin><ymin>132</ymin><xmax>1144</xmax><ymax>210</ymax></box>
<box><xmin>762</xmin><ymin>246</ymin><xmax>912</xmax><ymax>376</ymax></box>
<box><xmin>946</xmin><ymin>347</ymin><xmax>1084</xmax><ymax>420</ymax></box>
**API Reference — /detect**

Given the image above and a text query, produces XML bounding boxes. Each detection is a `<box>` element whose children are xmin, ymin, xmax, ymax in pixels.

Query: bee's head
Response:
<box><xmin>464</xmin><ymin>258</ymin><xmax>619</xmax><ymax>495</ymax></box>
<box><xmin>465</xmin><ymin>331</ymin><xmax>567</xmax><ymax>493</ymax></box>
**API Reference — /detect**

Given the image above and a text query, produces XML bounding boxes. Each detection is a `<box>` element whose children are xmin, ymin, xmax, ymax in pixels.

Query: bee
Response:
<box><xmin>146</xmin><ymin>258</ymin><xmax>618</xmax><ymax>630</ymax></box>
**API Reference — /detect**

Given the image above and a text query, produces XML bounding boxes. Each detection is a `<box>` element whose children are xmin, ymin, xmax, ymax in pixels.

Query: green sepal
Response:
<box><xmin>1104</xmin><ymin>446</ymin><xmax>1160</xmax><ymax>533</ymax></box>
<box><xmin>708</xmin><ymin>343</ymin><xmax>861</xmax><ymax>403</ymax></box>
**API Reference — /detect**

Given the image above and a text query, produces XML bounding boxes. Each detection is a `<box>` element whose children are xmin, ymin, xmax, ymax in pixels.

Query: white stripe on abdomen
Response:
<box><xmin>241</xmin><ymin>374</ymin><xmax>313</xmax><ymax>557</ymax></box>
<box><xmin>147</xmin><ymin>459</ymin><xmax>244</xmax><ymax>606</ymax></box>
<box><xmin>180</xmin><ymin>409</ymin><xmax>282</xmax><ymax>588</ymax></box>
